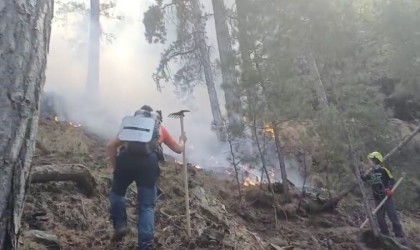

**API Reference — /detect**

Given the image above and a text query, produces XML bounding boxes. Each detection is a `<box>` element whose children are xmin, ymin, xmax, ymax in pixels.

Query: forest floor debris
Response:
<box><xmin>20</xmin><ymin>119</ymin><xmax>420</xmax><ymax>249</ymax></box>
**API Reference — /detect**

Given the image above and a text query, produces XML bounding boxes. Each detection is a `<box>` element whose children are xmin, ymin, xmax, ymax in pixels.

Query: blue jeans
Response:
<box><xmin>109</xmin><ymin>150</ymin><xmax>158</xmax><ymax>249</ymax></box>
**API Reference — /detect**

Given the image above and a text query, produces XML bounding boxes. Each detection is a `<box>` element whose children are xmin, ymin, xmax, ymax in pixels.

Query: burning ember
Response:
<box><xmin>53</xmin><ymin>116</ymin><xmax>82</xmax><ymax>128</ymax></box>
<box><xmin>69</xmin><ymin>122</ymin><xmax>82</xmax><ymax>128</ymax></box>
<box><xmin>264</xmin><ymin>125</ymin><xmax>275</xmax><ymax>137</ymax></box>
<box><xmin>175</xmin><ymin>161</ymin><xmax>203</xmax><ymax>170</ymax></box>
<box><xmin>243</xmin><ymin>177</ymin><xmax>259</xmax><ymax>187</ymax></box>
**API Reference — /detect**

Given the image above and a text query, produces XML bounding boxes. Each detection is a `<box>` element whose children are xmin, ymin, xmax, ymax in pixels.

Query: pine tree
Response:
<box><xmin>0</xmin><ymin>1</ymin><xmax>54</xmax><ymax>248</ymax></box>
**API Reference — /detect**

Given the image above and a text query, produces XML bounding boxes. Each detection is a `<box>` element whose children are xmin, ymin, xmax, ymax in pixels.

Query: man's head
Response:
<box><xmin>367</xmin><ymin>151</ymin><xmax>383</xmax><ymax>167</ymax></box>
<box><xmin>134</xmin><ymin>105</ymin><xmax>153</xmax><ymax>116</ymax></box>
<box><xmin>140</xmin><ymin>105</ymin><xmax>153</xmax><ymax>112</ymax></box>
<box><xmin>134</xmin><ymin>105</ymin><xmax>162</xmax><ymax>122</ymax></box>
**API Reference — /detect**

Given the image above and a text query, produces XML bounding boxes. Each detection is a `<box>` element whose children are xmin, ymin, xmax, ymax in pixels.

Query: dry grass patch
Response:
<box><xmin>36</xmin><ymin>120</ymin><xmax>90</xmax><ymax>155</ymax></box>
<box><xmin>403</xmin><ymin>216</ymin><xmax>420</xmax><ymax>238</ymax></box>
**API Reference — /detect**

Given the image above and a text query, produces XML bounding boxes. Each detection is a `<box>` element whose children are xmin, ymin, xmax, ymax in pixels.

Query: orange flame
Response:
<box><xmin>243</xmin><ymin>177</ymin><xmax>259</xmax><ymax>187</ymax></box>
<box><xmin>53</xmin><ymin>116</ymin><xmax>81</xmax><ymax>127</ymax></box>
<box><xmin>264</xmin><ymin>125</ymin><xmax>274</xmax><ymax>138</ymax></box>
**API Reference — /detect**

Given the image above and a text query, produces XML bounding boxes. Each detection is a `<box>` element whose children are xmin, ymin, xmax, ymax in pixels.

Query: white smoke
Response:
<box><xmin>45</xmin><ymin>0</ymin><xmax>226</xmax><ymax>166</ymax></box>
<box><xmin>44</xmin><ymin>0</ymin><xmax>305</xmax><ymax>187</ymax></box>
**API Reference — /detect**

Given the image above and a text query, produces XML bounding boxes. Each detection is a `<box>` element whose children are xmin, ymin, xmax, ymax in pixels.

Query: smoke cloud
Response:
<box><xmin>44</xmin><ymin>0</ymin><xmax>304</xmax><ymax>186</ymax></box>
<box><xmin>45</xmin><ymin>0</ymin><xmax>227</xmax><ymax>166</ymax></box>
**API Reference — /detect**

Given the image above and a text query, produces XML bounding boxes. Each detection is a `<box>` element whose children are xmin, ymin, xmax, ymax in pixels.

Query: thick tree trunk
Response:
<box><xmin>85</xmin><ymin>0</ymin><xmax>100</xmax><ymax>99</ymax></box>
<box><xmin>211</xmin><ymin>0</ymin><xmax>241</xmax><ymax>125</ymax></box>
<box><xmin>0</xmin><ymin>1</ymin><xmax>54</xmax><ymax>249</ymax></box>
<box><xmin>191</xmin><ymin>0</ymin><xmax>224</xmax><ymax>139</ymax></box>
<box><xmin>31</xmin><ymin>164</ymin><xmax>97</xmax><ymax>197</ymax></box>
<box><xmin>235</xmin><ymin>0</ymin><xmax>253</xmax><ymax>87</ymax></box>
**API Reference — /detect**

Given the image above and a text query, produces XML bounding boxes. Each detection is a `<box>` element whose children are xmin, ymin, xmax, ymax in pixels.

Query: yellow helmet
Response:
<box><xmin>368</xmin><ymin>151</ymin><xmax>384</xmax><ymax>163</ymax></box>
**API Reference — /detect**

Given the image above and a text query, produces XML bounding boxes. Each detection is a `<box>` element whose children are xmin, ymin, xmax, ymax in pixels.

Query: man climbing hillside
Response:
<box><xmin>106</xmin><ymin>105</ymin><xmax>186</xmax><ymax>250</ymax></box>
<box><xmin>361</xmin><ymin>151</ymin><xmax>405</xmax><ymax>240</ymax></box>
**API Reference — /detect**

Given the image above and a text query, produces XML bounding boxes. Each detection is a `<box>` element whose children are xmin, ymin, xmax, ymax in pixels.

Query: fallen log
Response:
<box><xmin>31</xmin><ymin>164</ymin><xmax>97</xmax><ymax>197</ymax></box>
<box><xmin>23</xmin><ymin>230</ymin><xmax>60</xmax><ymax>249</ymax></box>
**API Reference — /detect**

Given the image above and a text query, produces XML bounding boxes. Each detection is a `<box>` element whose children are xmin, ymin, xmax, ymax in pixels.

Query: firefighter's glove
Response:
<box><xmin>385</xmin><ymin>188</ymin><xmax>393</xmax><ymax>197</ymax></box>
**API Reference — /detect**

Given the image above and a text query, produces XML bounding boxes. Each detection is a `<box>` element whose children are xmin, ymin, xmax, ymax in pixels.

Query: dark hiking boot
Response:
<box><xmin>111</xmin><ymin>221</ymin><xmax>128</xmax><ymax>242</ymax></box>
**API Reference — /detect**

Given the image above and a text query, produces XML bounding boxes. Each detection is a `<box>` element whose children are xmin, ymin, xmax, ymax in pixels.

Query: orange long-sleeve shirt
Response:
<box><xmin>158</xmin><ymin>126</ymin><xmax>179</xmax><ymax>153</ymax></box>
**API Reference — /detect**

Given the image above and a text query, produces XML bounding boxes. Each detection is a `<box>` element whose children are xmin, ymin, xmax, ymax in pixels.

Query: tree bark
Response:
<box><xmin>309</xmin><ymin>53</ymin><xmax>329</xmax><ymax>109</ymax></box>
<box><xmin>251</xmin><ymin>117</ymin><xmax>275</xmax><ymax>195</ymax></box>
<box><xmin>211</xmin><ymin>0</ymin><xmax>241</xmax><ymax>125</ymax></box>
<box><xmin>31</xmin><ymin>164</ymin><xmax>97</xmax><ymax>197</ymax></box>
<box><xmin>0</xmin><ymin>1</ymin><xmax>54</xmax><ymax>249</ymax></box>
<box><xmin>252</xmin><ymin>52</ymin><xmax>291</xmax><ymax>202</ymax></box>
<box><xmin>85</xmin><ymin>0</ymin><xmax>101</xmax><ymax>99</ymax></box>
<box><xmin>348</xmin><ymin>136</ymin><xmax>379</xmax><ymax>236</ymax></box>
<box><xmin>272</xmin><ymin>122</ymin><xmax>290</xmax><ymax>202</ymax></box>
<box><xmin>235</xmin><ymin>0</ymin><xmax>253</xmax><ymax>88</ymax></box>
<box><xmin>190</xmin><ymin>0</ymin><xmax>224</xmax><ymax>139</ymax></box>
<box><xmin>224</xmin><ymin>122</ymin><xmax>242</xmax><ymax>197</ymax></box>
<box><xmin>331</xmin><ymin>86</ymin><xmax>379</xmax><ymax>236</ymax></box>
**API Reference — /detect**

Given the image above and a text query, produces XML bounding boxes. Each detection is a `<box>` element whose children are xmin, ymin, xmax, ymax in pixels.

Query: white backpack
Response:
<box><xmin>118</xmin><ymin>110</ymin><xmax>161</xmax><ymax>155</ymax></box>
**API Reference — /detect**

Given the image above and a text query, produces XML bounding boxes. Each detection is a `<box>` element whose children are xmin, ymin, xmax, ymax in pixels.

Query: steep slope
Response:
<box><xmin>20</xmin><ymin>119</ymin><xmax>420</xmax><ymax>250</ymax></box>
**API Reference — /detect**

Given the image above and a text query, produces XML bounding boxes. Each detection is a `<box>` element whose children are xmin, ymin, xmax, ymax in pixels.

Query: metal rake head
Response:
<box><xmin>168</xmin><ymin>110</ymin><xmax>190</xmax><ymax>118</ymax></box>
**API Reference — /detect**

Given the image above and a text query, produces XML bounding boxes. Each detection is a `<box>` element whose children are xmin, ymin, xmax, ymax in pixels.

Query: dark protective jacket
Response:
<box><xmin>361</xmin><ymin>165</ymin><xmax>395</xmax><ymax>200</ymax></box>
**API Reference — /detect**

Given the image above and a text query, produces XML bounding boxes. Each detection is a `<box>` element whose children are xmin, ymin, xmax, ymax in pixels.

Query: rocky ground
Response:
<box><xmin>20</xmin><ymin>119</ymin><xmax>420</xmax><ymax>250</ymax></box>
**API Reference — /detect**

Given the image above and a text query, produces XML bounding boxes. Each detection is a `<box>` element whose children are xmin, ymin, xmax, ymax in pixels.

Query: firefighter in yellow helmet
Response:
<box><xmin>361</xmin><ymin>151</ymin><xmax>404</xmax><ymax>239</ymax></box>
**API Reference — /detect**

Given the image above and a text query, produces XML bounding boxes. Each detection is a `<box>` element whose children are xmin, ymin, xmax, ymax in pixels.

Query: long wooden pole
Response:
<box><xmin>180</xmin><ymin>116</ymin><xmax>191</xmax><ymax>236</ymax></box>
<box><xmin>383</xmin><ymin>124</ymin><xmax>420</xmax><ymax>162</ymax></box>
